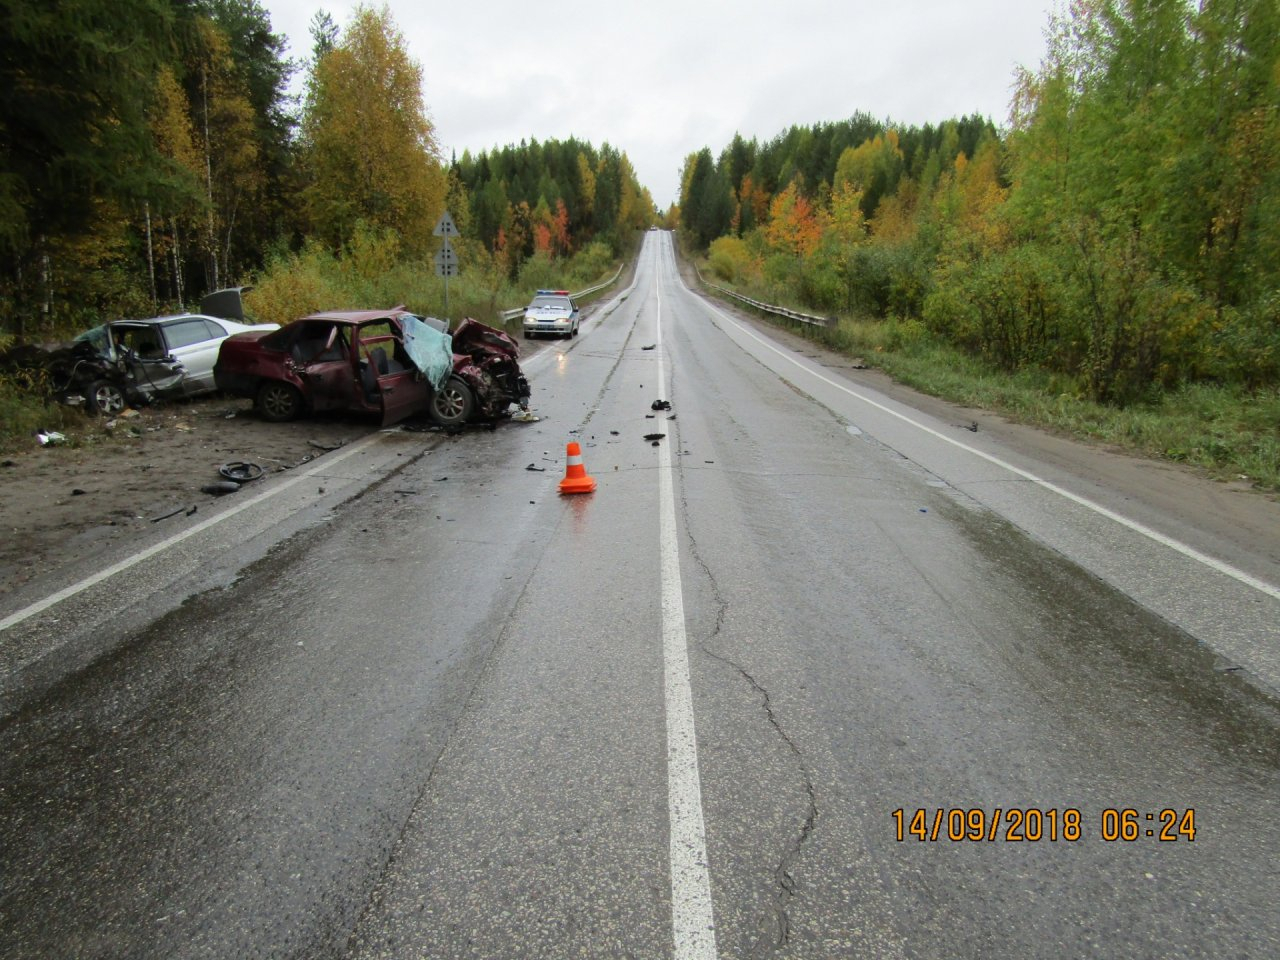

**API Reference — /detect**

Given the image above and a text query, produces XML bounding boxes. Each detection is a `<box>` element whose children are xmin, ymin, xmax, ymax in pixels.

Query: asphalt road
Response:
<box><xmin>2</xmin><ymin>232</ymin><xmax>1278</xmax><ymax>959</ymax></box>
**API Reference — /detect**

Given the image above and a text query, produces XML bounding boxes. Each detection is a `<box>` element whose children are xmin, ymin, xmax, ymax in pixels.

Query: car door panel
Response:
<box><xmin>377</xmin><ymin>370</ymin><xmax>431</xmax><ymax>426</ymax></box>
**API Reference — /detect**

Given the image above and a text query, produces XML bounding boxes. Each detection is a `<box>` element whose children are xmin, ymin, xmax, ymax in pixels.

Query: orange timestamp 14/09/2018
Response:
<box><xmin>892</xmin><ymin>807</ymin><xmax>1197</xmax><ymax>843</ymax></box>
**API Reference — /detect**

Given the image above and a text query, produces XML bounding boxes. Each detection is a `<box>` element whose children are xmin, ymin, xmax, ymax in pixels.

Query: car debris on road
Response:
<box><xmin>218</xmin><ymin>461</ymin><xmax>264</xmax><ymax>483</ymax></box>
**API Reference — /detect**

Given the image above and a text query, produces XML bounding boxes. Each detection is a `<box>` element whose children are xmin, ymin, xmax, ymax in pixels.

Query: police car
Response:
<box><xmin>522</xmin><ymin>289</ymin><xmax>580</xmax><ymax>340</ymax></box>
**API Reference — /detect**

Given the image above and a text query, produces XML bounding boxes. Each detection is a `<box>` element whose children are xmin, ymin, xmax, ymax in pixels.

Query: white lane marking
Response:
<box><xmin>684</xmin><ymin>284</ymin><xmax>1280</xmax><ymax>603</ymax></box>
<box><xmin>657</xmin><ymin>258</ymin><xmax>719</xmax><ymax>959</ymax></box>
<box><xmin>0</xmin><ymin>433</ymin><xmax>387</xmax><ymax>632</ymax></box>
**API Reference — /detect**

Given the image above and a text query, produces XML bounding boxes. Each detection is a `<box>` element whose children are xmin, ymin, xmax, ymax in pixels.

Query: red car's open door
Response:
<box><xmin>357</xmin><ymin>323</ymin><xmax>431</xmax><ymax>426</ymax></box>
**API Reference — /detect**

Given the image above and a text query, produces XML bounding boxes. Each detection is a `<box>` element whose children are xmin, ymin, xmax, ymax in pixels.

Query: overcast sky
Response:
<box><xmin>262</xmin><ymin>0</ymin><xmax>1060</xmax><ymax>209</ymax></box>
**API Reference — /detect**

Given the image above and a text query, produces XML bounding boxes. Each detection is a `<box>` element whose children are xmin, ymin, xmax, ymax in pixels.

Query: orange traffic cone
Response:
<box><xmin>559</xmin><ymin>441</ymin><xmax>596</xmax><ymax>495</ymax></box>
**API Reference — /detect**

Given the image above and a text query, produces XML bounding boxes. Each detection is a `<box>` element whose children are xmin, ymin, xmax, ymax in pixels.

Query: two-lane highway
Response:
<box><xmin>2</xmin><ymin>232</ymin><xmax>1277</xmax><ymax>958</ymax></box>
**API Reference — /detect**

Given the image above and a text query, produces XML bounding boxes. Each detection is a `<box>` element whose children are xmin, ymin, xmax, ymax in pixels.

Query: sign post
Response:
<box><xmin>433</xmin><ymin>211</ymin><xmax>459</xmax><ymax>319</ymax></box>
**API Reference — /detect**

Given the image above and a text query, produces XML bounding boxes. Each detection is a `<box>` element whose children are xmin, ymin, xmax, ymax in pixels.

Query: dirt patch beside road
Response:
<box><xmin>0</xmin><ymin>396</ymin><xmax>381</xmax><ymax>594</ymax></box>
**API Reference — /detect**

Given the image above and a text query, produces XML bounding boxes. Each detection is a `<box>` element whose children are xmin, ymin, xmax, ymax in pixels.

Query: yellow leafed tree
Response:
<box><xmin>147</xmin><ymin>66</ymin><xmax>204</xmax><ymax>307</ymax></box>
<box><xmin>301</xmin><ymin>6</ymin><xmax>446</xmax><ymax>257</ymax></box>
<box><xmin>576</xmin><ymin>152</ymin><xmax>596</xmax><ymax>219</ymax></box>
<box><xmin>827</xmin><ymin>181</ymin><xmax>867</xmax><ymax>247</ymax></box>
<box><xmin>191</xmin><ymin>19</ymin><xmax>264</xmax><ymax>291</ymax></box>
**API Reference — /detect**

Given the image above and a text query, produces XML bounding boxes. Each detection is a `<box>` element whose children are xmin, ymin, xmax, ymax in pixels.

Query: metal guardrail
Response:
<box><xmin>695</xmin><ymin>266</ymin><xmax>832</xmax><ymax>327</ymax></box>
<box><xmin>497</xmin><ymin>263</ymin><xmax>626</xmax><ymax>322</ymax></box>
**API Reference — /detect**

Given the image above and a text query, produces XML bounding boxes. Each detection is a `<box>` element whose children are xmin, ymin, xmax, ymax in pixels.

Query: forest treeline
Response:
<box><xmin>454</xmin><ymin>139</ymin><xmax>653</xmax><ymax>268</ymax></box>
<box><xmin>679</xmin><ymin>0</ymin><xmax>1279</xmax><ymax>405</ymax></box>
<box><xmin>0</xmin><ymin>0</ymin><xmax>651</xmax><ymax>343</ymax></box>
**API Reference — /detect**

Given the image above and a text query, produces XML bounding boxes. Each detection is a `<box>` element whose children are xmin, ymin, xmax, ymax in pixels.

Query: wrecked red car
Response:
<box><xmin>213</xmin><ymin>308</ymin><xmax>531</xmax><ymax>427</ymax></box>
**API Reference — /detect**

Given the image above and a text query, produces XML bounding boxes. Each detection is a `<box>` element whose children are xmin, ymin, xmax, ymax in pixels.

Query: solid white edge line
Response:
<box><xmin>0</xmin><ymin>432</ymin><xmax>388</xmax><ymax>633</ymax></box>
<box><xmin>658</xmin><ymin>243</ymin><xmax>719</xmax><ymax>959</ymax></box>
<box><xmin>684</xmin><ymin>282</ymin><xmax>1280</xmax><ymax>604</ymax></box>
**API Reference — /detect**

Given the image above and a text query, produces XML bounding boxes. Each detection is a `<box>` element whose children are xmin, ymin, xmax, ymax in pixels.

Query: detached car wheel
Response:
<box><xmin>85</xmin><ymin>380</ymin><xmax>127</xmax><ymax>416</ymax></box>
<box><xmin>256</xmin><ymin>381</ymin><xmax>303</xmax><ymax>422</ymax></box>
<box><xmin>430</xmin><ymin>376</ymin><xmax>475</xmax><ymax>427</ymax></box>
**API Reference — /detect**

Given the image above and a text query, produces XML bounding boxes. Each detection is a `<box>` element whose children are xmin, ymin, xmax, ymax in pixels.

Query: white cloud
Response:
<box><xmin>264</xmin><ymin>0</ymin><xmax>1056</xmax><ymax>208</ymax></box>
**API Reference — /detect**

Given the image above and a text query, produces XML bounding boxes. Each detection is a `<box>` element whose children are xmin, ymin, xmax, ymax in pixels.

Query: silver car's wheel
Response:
<box><xmin>85</xmin><ymin>380</ymin><xmax>127</xmax><ymax>416</ymax></box>
<box><xmin>430</xmin><ymin>377</ymin><xmax>475</xmax><ymax>427</ymax></box>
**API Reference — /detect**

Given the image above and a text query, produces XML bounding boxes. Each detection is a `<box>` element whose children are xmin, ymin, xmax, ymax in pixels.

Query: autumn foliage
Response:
<box><xmin>679</xmin><ymin>0</ymin><xmax>1280</xmax><ymax>403</ymax></box>
<box><xmin>0</xmin><ymin>2</ymin><xmax>647</xmax><ymax>345</ymax></box>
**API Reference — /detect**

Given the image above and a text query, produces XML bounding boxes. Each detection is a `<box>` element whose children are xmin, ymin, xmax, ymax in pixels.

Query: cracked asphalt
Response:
<box><xmin>2</xmin><ymin>233</ymin><xmax>1278</xmax><ymax>959</ymax></box>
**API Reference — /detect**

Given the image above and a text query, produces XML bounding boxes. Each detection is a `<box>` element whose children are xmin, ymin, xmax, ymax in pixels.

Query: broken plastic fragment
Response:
<box><xmin>201</xmin><ymin>481</ymin><xmax>242</xmax><ymax>496</ymax></box>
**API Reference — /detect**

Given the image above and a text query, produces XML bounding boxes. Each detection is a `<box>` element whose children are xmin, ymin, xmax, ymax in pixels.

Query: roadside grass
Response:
<box><xmin>245</xmin><ymin>232</ymin><xmax>625</xmax><ymax>335</ymax></box>
<box><xmin>0</xmin><ymin>370</ymin><xmax>92</xmax><ymax>454</ymax></box>
<box><xmin>710</xmin><ymin>290</ymin><xmax>1280</xmax><ymax>493</ymax></box>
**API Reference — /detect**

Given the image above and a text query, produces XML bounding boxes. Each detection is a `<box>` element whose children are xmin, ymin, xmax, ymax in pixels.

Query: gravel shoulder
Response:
<box><xmin>0</xmin><ymin>396</ymin><xmax>382</xmax><ymax>595</ymax></box>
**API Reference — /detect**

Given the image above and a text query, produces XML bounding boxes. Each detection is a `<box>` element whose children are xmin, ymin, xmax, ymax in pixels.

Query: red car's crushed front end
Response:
<box><xmin>450</xmin><ymin>318</ymin><xmax>531</xmax><ymax>419</ymax></box>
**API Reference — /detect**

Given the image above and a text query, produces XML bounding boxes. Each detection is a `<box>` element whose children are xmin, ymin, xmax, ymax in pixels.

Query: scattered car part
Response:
<box><xmin>218</xmin><ymin>461</ymin><xmax>264</xmax><ymax>483</ymax></box>
<box><xmin>199</xmin><ymin>286</ymin><xmax>254</xmax><ymax>323</ymax></box>
<box><xmin>201</xmin><ymin>481</ymin><xmax>242</xmax><ymax>496</ymax></box>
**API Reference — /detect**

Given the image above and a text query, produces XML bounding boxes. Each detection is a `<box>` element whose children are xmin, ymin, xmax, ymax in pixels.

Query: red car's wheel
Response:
<box><xmin>256</xmin><ymin>381</ymin><xmax>302</xmax><ymax>422</ymax></box>
<box><xmin>429</xmin><ymin>376</ymin><xmax>475</xmax><ymax>428</ymax></box>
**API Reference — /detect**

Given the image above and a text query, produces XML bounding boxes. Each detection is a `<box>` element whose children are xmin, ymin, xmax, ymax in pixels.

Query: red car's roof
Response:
<box><xmin>299</xmin><ymin>307</ymin><xmax>408</xmax><ymax>324</ymax></box>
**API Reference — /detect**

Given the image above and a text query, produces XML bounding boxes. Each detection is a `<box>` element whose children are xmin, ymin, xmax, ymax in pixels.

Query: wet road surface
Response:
<box><xmin>2</xmin><ymin>233</ymin><xmax>1279</xmax><ymax>958</ymax></box>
